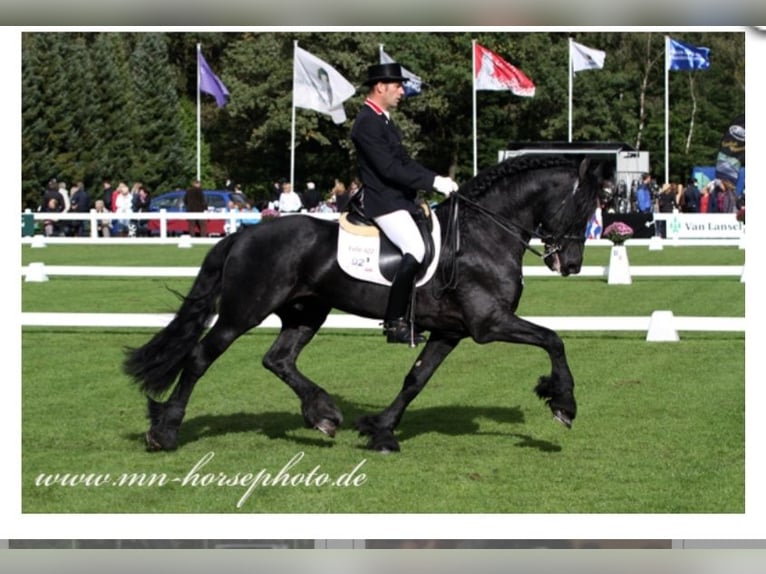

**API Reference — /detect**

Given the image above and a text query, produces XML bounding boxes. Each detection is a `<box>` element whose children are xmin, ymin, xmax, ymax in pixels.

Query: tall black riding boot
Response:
<box><xmin>383</xmin><ymin>253</ymin><xmax>425</xmax><ymax>345</ymax></box>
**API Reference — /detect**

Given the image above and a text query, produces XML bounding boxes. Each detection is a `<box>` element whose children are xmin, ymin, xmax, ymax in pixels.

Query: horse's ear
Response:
<box><xmin>578</xmin><ymin>158</ymin><xmax>591</xmax><ymax>181</ymax></box>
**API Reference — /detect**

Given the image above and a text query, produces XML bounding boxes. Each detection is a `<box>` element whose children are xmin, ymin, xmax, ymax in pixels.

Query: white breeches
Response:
<box><xmin>373</xmin><ymin>210</ymin><xmax>425</xmax><ymax>263</ymax></box>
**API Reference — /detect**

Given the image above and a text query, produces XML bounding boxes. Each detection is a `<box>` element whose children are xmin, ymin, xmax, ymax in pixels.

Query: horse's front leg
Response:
<box><xmin>473</xmin><ymin>315</ymin><xmax>577</xmax><ymax>428</ymax></box>
<box><xmin>355</xmin><ymin>333</ymin><xmax>461</xmax><ymax>452</ymax></box>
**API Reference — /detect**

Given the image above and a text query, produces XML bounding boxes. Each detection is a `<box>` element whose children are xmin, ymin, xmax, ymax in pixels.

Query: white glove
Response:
<box><xmin>433</xmin><ymin>175</ymin><xmax>459</xmax><ymax>196</ymax></box>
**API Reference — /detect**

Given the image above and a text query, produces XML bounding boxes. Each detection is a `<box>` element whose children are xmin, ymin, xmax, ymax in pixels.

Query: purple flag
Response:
<box><xmin>198</xmin><ymin>50</ymin><xmax>229</xmax><ymax>107</ymax></box>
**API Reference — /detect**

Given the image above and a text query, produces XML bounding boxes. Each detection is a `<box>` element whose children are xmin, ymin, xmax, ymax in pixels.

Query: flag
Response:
<box><xmin>198</xmin><ymin>51</ymin><xmax>230</xmax><ymax>107</ymax></box>
<box><xmin>667</xmin><ymin>37</ymin><xmax>711</xmax><ymax>71</ymax></box>
<box><xmin>380</xmin><ymin>47</ymin><xmax>423</xmax><ymax>97</ymax></box>
<box><xmin>585</xmin><ymin>205</ymin><xmax>603</xmax><ymax>240</ymax></box>
<box><xmin>293</xmin><ymin>46</ymin><xmax>356</xmax><ymax>124</ymax></box>
<box><xmin>571</xmin><ymin>40</ymin><xmax>606</xmax><ymax>73</ymax></box>
<box><xmin>474</xmin><ymin>43</ymin><xmax>535</xmax><ymax>96</ymax></box>
<box><xmin>715</xmin><ymin>113</ymin><xmax>745</xmax><ymax>190</ymax></box>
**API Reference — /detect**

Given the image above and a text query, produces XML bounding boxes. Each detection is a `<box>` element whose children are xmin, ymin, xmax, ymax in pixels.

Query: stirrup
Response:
<box><xmin>383</xmin><ymin>318</ymin><xmax>426</xmax><ymax>346</ymax></box>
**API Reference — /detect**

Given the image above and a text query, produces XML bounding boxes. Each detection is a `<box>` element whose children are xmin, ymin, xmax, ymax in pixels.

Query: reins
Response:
<box><xmin>434</xmin><ymin>178</ymin><xmax>584</xmax><ymax>297</ymax></box>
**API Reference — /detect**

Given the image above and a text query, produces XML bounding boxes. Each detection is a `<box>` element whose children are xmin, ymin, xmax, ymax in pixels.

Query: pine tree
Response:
<box><xmin>129</xmin><ymin>33</ymin><xmax>187</xmax><ymax>192</ymax></box>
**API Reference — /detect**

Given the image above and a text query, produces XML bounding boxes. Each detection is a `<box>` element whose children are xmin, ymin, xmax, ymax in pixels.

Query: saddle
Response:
<box><xmin>336</xmin><ymin>194</ymin><xmax>441</xmax><ymax>287</ymax></box>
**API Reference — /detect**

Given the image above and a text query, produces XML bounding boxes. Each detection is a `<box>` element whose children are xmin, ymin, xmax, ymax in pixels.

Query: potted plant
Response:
<box><xmin>603</xmin><ymin>221</ymin><xmax>633</xmax><ymax>284</ymax></box>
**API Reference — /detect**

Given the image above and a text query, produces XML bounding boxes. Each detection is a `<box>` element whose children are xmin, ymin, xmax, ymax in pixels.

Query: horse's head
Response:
<box><xmin>538</xmin><ymin>159</ymin><xmax>607</xmax><ymax>277</ymax></box>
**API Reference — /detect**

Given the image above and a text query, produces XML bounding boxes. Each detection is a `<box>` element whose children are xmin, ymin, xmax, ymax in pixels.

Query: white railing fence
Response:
<box><xmin>21</xmin><ymin>262</ymin><xmax>745</xmax><ymax>342</ymax></box>
<box><xmin>21</xmin><ymin>213</ymin><xmax>745</xmax><ymax>342</ymax></box>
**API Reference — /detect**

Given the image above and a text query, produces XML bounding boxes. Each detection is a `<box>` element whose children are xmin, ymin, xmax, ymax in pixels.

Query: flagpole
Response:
<box><xmin>379</xmin><ymin>43</ymin><xmax>383</xmax><ymax>62</ymax></box>
<box><xmin>290</xmin><ymin>41</ymin><xmax>298</xmax><ymax>188</ymax></box>
<box><xmin>196</xmin><ymin>43</ymin><xmax>201</xmax><ymax>181</ymax></box>
<box><xmin>472</xmin><ymin>39</ymin><xmax>478</xmax><ymax>176</ymax></box>
<box><xmin>664</xmin><ymin>35</ymin><xmax>670</xmax><ymax>185</ymax></box>
<box><xmin>568</xmin><ymin>37</ymin><xmax>573</xmax><ymax>143</ymax></box>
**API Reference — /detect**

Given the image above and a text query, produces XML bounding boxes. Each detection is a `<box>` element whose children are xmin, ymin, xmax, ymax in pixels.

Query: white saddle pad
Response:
<box><xmin>336</xmin><ymin>214</ymin><xmax>441</xmax><ymax>287</ymax></box>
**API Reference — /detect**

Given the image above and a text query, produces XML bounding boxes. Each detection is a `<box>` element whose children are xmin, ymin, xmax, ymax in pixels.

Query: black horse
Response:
<box><xmin>124</xmin><ymin>155</ymin><xmax>607</xmax><ymax>452</ymax></box>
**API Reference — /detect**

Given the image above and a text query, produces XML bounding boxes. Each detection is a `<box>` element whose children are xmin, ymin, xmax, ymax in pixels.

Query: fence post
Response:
<box><xmin>89</xmin><ymin>209</ymin><xmax>99</xmax><ymax>238</ymax></box>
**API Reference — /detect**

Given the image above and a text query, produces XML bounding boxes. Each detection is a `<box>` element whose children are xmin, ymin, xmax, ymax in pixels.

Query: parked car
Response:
<box><xmin>147</xmin><ymin>189</ymin><xmax>250</xmax><ymax>236</ymax></box>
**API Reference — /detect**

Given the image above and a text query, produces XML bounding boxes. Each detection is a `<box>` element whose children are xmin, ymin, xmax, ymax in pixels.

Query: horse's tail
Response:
<box><xmin>122</xmin><ymin>232</ymin><xmax>241</xmax><ymax>398</ymax></box>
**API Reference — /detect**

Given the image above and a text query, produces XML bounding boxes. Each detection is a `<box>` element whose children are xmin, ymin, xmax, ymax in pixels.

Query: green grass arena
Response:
<box><xmin>21</xmin><ymin>243</ymin><xmax>745</xmax><ymax>513</ymax></box>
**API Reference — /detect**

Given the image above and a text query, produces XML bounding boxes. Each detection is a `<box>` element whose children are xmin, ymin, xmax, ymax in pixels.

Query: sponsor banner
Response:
<box><xmin>653</xmin><ymin>212</ymin><xmax>743</xmax><ymax>239</ymax></box>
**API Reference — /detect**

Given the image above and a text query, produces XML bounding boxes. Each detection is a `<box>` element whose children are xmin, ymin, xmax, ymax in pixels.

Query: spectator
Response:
<box><xmin>132</xmin><ymin>185</ymin><xmax>151</xmax><ymax>237</ymax></box>
<box><xmin>270</xmin><ymin>178</ymin><xmax>284</xmax><ymax>204</ymax></box>
<box><xmin>674</xmin><ymin>183</ymin><xmax>686</xmax><ymax>212</ymax></box>
<box><xmin>301</xmin><ymin>181</ymin><xmax>322</xmax><ymax>211</ymax></box>
<box><xmin>719</xmin><ymin>180</ymin><xmax>737</xmax><ymax>213</ymax></box>
<box><xmin>40</xmin><ymin>178</ymin><xmax>64</xmax><ymax>214</ymax></box>
<box><xmin>41</xmin><ymin>196</ymin><xmax>63</xmax><ymax>236</ymax></box>
<box><xmin>58</xmin><ymin>181</ymin><xmax>71</xmax><ymax>212</ymax></box>
<box><xmin>69</xmin><ymin>181</ymin><xmax>91</xmax><ymax>236</ymax></box>
<box><xmin>223</xmin><ymin>200</ymin><xmax>241</xmax><ymax>234</ymax></box>
<box><xmin>682</xmin><ymin>178</ymin><xmax>700</xmax><ymax>213</ymax></box>
<box><xmin>699</xmin><ymin>182</ymin><xmax>711</xmax><ymax>213</ymax></box>
<box><xmin>635</xmin><ymin>173</ymin><xmax>653</xmax><ymax>214</ymax></box>
<box><xmin>657</xmin><ymin>183</ymin><xmax>676</xmax><ymax>213</ymax></box>
<box><xmin>102</xmin><ymin>178</ymin><xmax>114</xmax><ymax>211</ymax></box>
<box><xmin>93</xmin><ymin>199</ymin><xmax>112</xmax><ymax>237</ymax></box>
<box><xmin>112</xmin><ymin>182</ymin><xmax>133</xmax><ymax>236</ymax></box>
<box><xmin>277</xmin><ymin>181</ymin><xmax>303</xmax><ymax>213</ymax></box>
<box><xmin>706</xmin><ymin>180</ymin><xmax>721</xmax><ymax>213</ymax></box>
<box><xmin>335</xmin><ymin>178</ymin><xmax>356</xmax><ymax>213</ymax></box>
<box><xmin>656</xmin><ymin>183</ymin><xmax>676</xmax><ymax>238</ymax></box>
<box><xmin>184</xmin><ymin>179</ymin><xmax>208</xmax><ymax>237</ymax></box>
<box><xmin>240</xmin><ymin>202</ymin><xmax>261</xmax><ymax>227</ymax></box>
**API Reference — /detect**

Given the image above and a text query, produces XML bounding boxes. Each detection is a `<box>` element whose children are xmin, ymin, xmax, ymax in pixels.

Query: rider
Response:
<box><xmin>350</xmin><ymin>62</ymin><xmax>458</xmax><ymax>345</ymax></box>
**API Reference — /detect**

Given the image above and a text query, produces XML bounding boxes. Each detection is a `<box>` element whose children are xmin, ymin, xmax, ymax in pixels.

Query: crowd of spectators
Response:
<box><xmin>37</xmin><ymin>177</ymin><xmax>153</xmax><ymax>237</ymax></box>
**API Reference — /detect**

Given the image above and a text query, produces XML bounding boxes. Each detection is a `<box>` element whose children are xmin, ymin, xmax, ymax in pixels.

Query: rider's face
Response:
<box><xmin>380</xmin><ymin>82</ymin><xmax>404</xmax><ymax>110</ymax></box>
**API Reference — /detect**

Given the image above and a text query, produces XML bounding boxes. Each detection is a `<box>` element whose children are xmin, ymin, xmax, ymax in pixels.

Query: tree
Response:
<box><xmin>20</xmin><ymin>30</ymin><xmax>745</xmax><ymax>209</ymax></box>
<box><xmin>129</xmin><ymin>33</ymin><xmax>188</xmax><ymax>192</ymax></box>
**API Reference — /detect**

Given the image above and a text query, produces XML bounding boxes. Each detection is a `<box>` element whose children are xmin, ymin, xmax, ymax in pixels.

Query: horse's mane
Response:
<box><xmin>459</xmin><ymin>155</ymin><xmax>578</xmax><ymax>200</ymax></box>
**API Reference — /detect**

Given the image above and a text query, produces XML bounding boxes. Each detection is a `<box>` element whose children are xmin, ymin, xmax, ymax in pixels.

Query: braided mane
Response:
<box><xmin>459</xmin><ymin>155</ymin><xmax>578</xmax><ymax>199</ymax></box>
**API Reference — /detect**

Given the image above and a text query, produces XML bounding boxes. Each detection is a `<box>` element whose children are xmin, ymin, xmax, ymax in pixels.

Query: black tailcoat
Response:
<box><xmin>350</xmin><ymin>102</ymin><xmax>435</xmax><ymax>218</ymax></box>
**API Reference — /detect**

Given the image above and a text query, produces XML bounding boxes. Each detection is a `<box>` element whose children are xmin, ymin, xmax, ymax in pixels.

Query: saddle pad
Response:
<box><xmin>337</xmin><ymin>214</ymin><xmax>441</xmax><ymax>287</ymax></box>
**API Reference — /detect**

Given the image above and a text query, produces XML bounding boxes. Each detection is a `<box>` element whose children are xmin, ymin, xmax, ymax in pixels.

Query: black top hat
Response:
<box><xmin>363</xmin><ymin>63</ymin><xmax>408</xmax><ymax>86</ymax></box>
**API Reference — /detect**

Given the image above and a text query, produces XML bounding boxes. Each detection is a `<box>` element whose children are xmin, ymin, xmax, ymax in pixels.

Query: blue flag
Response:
<box><xmin>198</xmin><ymin>50</ymin><xmax>230</xmax><ymax>107</ymax></box>
<box><xmin>667</xmin><ymin>37</ymin><xmax>711</xmax><ymax>71</ymax></box>
<box><xmin>380</xmin><ymin>47</ymin><xmax>423</xmax><ymax>97</ymax></box>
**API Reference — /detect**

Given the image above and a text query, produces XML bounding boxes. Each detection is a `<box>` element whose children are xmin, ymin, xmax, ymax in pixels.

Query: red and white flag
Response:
<box><xmin>474</xmin><ymin>43</ymin><xmax>535</xmax><ymax>97</ymax></box>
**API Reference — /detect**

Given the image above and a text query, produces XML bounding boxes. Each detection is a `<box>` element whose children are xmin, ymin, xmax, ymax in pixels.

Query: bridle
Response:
<box><xmin>435</xmin><ymin>177</ymin><xmax>586</xmax><ymax>296</ymax></box>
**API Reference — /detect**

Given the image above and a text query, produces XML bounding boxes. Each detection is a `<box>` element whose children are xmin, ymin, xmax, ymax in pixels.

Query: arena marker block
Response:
<box><xmin>25</xmin><ymin>262</ymin><xmax>49</xmax><ymax>282</ymax></box>
<box><xmin>646</xmin><ymin>310</ymin><xmax>679</xmax><ymax>342</ymax></box>
<box><xmin>178</xmin><ymin>234</ymin><xmax>193</xmax><ymax>249</ymax></box>
<box><xmin>30</xmin><ymin>235</ymin><xmax>47</xmax><ymax>248</ymax></box>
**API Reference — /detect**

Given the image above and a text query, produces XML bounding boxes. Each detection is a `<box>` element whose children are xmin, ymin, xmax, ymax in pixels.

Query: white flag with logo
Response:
<box><xmin>294</xmin><ymin>45</ymin><xmax>356</xmax><ymax>124</ymax></box>
<box><xmin>571</xmin><ymin>41</ymin><xmax>606</xmax><ymax>73</ymax></box>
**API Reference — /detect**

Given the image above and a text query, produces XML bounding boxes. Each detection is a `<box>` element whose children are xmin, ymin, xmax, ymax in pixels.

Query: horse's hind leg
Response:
<box><xmin>262</xmin><ymin>298</ymin><xmax>343</xmax><ymax>437</ymax></box>
<box><xmin>355</xmin><ymin>333</ymin><xmax>460</xmax><ymax>452</ymax></box>
<box><xmin>145</xmin><ymin>321</ymin><xmax>247</xmax><ymax>451</ymax></box>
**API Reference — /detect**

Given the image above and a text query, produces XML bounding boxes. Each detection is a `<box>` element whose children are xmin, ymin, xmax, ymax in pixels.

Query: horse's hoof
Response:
<box><xmin>552</xmin><ymin>409</ymin><xmax>573</xmax><ymax>429</ymax></box>
<box><xmin>315</xmin><ymin>418</ymin><xmax>337</xmax><ymax>438</ymax></box>
<box><xmin>145</xmin><ymin>430</ymin><xmax>164</xmax><ymax>451</ymax></box>
<box><xmin>366</xmin><ymin>430</ymin><xmax>401</xmax><ymax>453</ymax></box>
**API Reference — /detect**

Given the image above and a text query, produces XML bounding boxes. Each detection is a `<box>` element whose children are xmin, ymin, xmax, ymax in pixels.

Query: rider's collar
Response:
<box><xmin>365</xmin><ymin>98</ymin><xmax>390</xmax><ymax>120</ymax></box>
